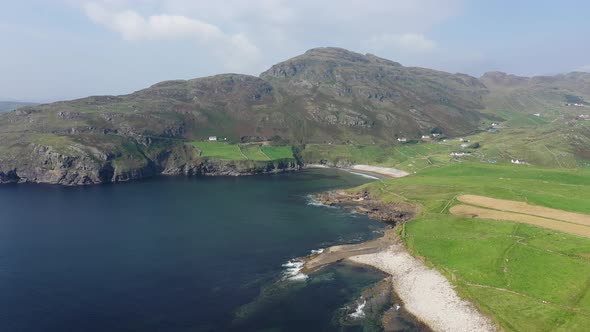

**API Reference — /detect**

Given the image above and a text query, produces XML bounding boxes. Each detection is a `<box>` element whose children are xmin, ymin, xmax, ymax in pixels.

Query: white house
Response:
<box><xmin>451</xmin><ymin>152</ymin><xmax>471</xmax><ymax>157</ymax></box>
<box><xmin>511</xmin><ymin>159</ymin><xmax>527</xmax><ymax>165</ymax></box>
<box><xmin>421</xmin><ymin>135</ymin><xmax>431</xmax><ymax>139</ymax></box>
<box><xmin>459</xmin><ymin>138</ymin><xmax>470</xmax><ymax>142</ymax></box>
<box><xmin>460</xmin><ymin>144</ymin><xmax>469</xmax><ymax>148</ymax></box>
<box><xmin>208</xmin><ymin>136</ymin><xmax>217</xmax><ymax>141</ymax></box>
<box><xmin>432</xmin><ymin>133</ymin><xmax>441</xmax><ymax>137</ymax></box>
<box><xmin>533</xmin><ymin>113</ymin><xmax>541</xmax><ymax>117</ymax></box>
<box><xmin>397</xmin><ymin>137</ymin><xmax>407</xmax><ymax>142</ymax></box>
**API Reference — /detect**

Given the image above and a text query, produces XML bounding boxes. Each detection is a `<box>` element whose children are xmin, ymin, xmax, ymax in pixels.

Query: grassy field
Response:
<box><xmin>360</xmin><ymin>163</ymin><xmax>590</xmax><ymax>331</ymax></box>
<box><xmin>187</xmin><ymin>142</ymin><xmax>294</xmax><ymax>161</ymax></box>
<box><xmin>260</xmin><ymin>146</ymin><xmax>294</xmax><ymax>160</ymax></box>
<box><xmin>301</xmin><ymin>143</ymin><xmax>454</xmax><ymax>173</ymax></box>
<box><xmin>189</xmin><ymin>141</ymin><xmax>247</xmax><ymax>160</ymax></box>
<box><xmin>301</xmin><ymin>107</ymin><xmax>590</xmax><ymax>171</ymax></box>
<box><xmin>240</xmin><ymin>145</ymin><xmax>271</xmax><ymax>161</ymax></box>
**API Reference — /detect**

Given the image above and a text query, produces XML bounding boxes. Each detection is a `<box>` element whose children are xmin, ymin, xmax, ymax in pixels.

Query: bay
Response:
<box><xmin>0</xmin><ymin>169</ymin><xmax>416</xmax><ymax>331</ymax></box>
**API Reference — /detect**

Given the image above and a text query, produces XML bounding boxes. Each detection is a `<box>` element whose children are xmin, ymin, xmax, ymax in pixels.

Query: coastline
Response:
<box><xmin>304</xmin><ymin>188</ymin><xmax>498</xmax><ymax>332</ymax></box>
<box><xmin>305</xmin><ymin>164</ymin><xmax>410</xmax><ymax>179</ymax></box>
<box><xmin>349</xmin><ymin>240</ymin><xmax>497</xmax><ymax>332</ymax></box>
<box><xmin>305</xmin><ymin>231</ymin><xmax>497</xmax><ymax>332</ymax></box>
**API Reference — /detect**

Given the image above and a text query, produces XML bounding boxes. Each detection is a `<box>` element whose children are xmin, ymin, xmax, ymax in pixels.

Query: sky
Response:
<box><xmin>1</xmin><ymin>0</ymin><xmax>589</xmax><ymax>102</ymax></box>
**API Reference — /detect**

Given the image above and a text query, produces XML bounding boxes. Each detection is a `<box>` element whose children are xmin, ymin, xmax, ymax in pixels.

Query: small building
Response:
<box><xmin>431</xmin><ymin>133</ymin><xmax>441</xmax><ymax>137</ymax></box>
<box><xmin>451</xmin><ymin>152</ymin><xmax>471</xmax><ymax>157</ymax></box>
<box><xmin>421</xmin><ymin>135</ymin><xmax>431</xmax><ymax>140</ymax></box>
<box><xmin>208</xmin><ymin>136</ymin><xmax>217</xmax><ymax>141</ymax></box>
<box><xmin>397</xmin><ymin>137</ymin><xmax>407</xmax><ymax>142</ymax></box>
<box><xmin>459</xmin><ymin>138</ymin><xmax>470</xmax><ymax>143</ymax></box>
<box><xmin>533</xmin><ymin>113</ymin><xmax>541</xmax><ymax>117</ymax></box>
<box><xmin>460</xmin><ymin>144</ymin><xmax>469</xmax><ymax>148</ymax></box>
<box><xmin>511</xmin><ymin>159</ymin><xmax>527</xmax><ymax>165</ymax></box>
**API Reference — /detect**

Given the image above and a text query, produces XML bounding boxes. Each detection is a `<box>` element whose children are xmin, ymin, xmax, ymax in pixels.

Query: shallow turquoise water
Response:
<box><xmin>0</xmin><ymin>169</ymin><xmax>418</xmax><ymax>331</ymax></box>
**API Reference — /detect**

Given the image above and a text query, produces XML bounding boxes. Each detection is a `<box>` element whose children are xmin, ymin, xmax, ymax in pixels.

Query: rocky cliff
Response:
<box><xmin>0</xmin><ymin>141</ymin><xmax>299</xmax><ymax>185</ymax></box>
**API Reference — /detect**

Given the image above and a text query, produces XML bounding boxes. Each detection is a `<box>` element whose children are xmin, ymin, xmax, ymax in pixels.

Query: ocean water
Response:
<box><xmin>0</xmin><ymin>169</ymin><xmax>421</xmax><ymax>331</ymax></box>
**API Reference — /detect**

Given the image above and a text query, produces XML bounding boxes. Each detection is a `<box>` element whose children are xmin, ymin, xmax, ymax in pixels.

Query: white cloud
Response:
<box><xmin>82</xmin><ymin>2</ymin><xmax>261</xmax><ymax>72</ymax></box>
<box><xmin>363</xmin><ymin>33</ymin><xmax>436</xmax><ymax>54</ymax></box>
<box><xmin>78</xmin><ymin>0</ymin><xmax>464</xmax><ymax>75</ymax></box>
<box><xmin>577</xmin><ymin>65</ymin><xmax>590</xmax><ymax>72</ymax></box>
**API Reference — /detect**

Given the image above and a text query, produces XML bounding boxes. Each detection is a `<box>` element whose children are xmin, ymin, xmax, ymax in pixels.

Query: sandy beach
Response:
<box><xmin>304</xmin><ymin>233</ymin><xmax>497</xmax><ymax>332</ymax></box>
<box><xmin>305</xmin><ymin>164</ymin><xmax>410</xmax><ymax>178</ymax></box>
<box><xmin>349</xmin><ymin>165</ymin><xmax>410</xmax><ymax>178</ymax></box>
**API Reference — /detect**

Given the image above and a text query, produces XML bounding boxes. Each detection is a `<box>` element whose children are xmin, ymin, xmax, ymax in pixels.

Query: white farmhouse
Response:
<box><xmin>208</xmin><ymin>136</ymin><xmax>218</xmax><ymax>141</ymax></box>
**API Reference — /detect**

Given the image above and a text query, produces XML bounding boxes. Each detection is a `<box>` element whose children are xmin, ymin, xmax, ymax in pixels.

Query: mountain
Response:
<box><xmin>0</xmin><ymin>47</ymin><xmax>588</xmax><ymax>185</ymax></box>
<box><xmin>480</xmin><ymin>71</ymin><xmax>590</xmax><ymax>113</ymax></box>
<box><xmin>259</xmin><ymin>47</ymin><xmax>490</xmax><ymax>141</ymax></box>
<box><xmin>0</xmin><ymin>101</ymin><xmax>38</xmax><ymax>112</ymax></box>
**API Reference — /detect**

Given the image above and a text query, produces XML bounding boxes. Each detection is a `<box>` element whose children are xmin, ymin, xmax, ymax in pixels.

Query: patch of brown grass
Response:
<box><xmin>450</xmin><ymin>205</ymin><xmax>590</xmax><ymax>238</ymax></box>
<box><xmin>457</xmin><ymin>194</ymin><xmax>590</xmax><ymax>226</ymax></box>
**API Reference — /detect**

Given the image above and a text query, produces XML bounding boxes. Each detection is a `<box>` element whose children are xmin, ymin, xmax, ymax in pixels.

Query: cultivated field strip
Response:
<box><xmin>450</xmin><ymin>205</ymin><xmax>590</xmax><ymax>238</ymax></box>
<box><xmin>457</xmin><ymin>195</ymin><xmax>590</xmax><ymax>226</ymax></box>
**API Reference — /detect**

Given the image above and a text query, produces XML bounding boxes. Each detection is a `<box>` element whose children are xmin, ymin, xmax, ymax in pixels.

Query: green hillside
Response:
<box><xmin>0</xmin><ymin>47</ymin><xmax>589</xmax><ymax>185</ymax></box>
<box><xmin>358</xmin><ymin>163</ymin><xmax>590</xmax><ymax>331</ymax></box>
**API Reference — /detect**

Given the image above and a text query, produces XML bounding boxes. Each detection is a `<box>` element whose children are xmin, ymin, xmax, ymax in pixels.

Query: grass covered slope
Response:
<box><xmin>188</xmin><ymin>142</ymin><xmax>294</xmax><ymax>161</ymax></box>
<box><xmin>362</xmin><ymin>163</ymin><xmax>590</xmax><ymax>331</ymax></box>
<box><xmin>1</xmin><ymin>47</ymin><xmax>588</xmax><ymax>185</ymax></box>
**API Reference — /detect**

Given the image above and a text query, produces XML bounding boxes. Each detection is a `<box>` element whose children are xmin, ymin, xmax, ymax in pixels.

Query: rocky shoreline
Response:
<box><xmin>0</xmin><ymin>156</ymin><xmax>299</xmax><ymax>186</ymax></box>
<box><xmin>313</xmin><ymin>190</ymin><xmax>416</xmax><ymax>224</ymax></box>
<box><xmin>304</xmin><ymin>190</ymin><xmax>498</xmax><ymax>332</ymax></box>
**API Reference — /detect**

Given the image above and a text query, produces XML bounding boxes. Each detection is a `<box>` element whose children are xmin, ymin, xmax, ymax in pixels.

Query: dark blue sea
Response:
<box><xmin>0</xmin><ymin>169</ymin><xmax>422</xmax><ymax>331</ymax></box>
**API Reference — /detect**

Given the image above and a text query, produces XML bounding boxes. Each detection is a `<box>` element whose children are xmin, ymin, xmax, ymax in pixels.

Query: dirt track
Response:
<box><xmin>457</xmin><ymin>195</ymin><xmax>590</xmax><ymax>226</ymax></box>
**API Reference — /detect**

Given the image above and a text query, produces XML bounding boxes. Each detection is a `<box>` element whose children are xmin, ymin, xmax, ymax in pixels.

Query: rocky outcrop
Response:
<box><xmin>314</xmin><ymin>190</ymin><xmax>416</xmax><ymax>224</ymax></box>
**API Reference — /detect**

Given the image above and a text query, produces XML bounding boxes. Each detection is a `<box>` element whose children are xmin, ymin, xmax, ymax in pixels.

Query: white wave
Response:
<box><xmin>310</xmin><ymin>248</ymin><xmax>324</xmax><ymax>255</ymax></box>
<box><xmin>305</xmin><ymin>195</ymin><xmax>335</xmax><ymax>208</ymax></box>
<box><xmin>349</xmin><ymin>300</ymin><xmax>367</xmax><ymax>319</ymax></box>
<box><xmin>282</xmin><ymin>259</ymin><xmax>308</xmax><ymax>281</ymax></box>
<box><xmin>348</xmin><ymin>171</ymin><xmax>379</xmax><ymax>180</ymax></box>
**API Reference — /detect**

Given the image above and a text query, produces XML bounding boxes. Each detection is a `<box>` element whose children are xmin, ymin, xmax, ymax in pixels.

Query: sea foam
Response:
<box><xmin>282</xmin><ymin>259</ymin><xmax>308</xmax><ymax>281</ymax></box>
<box><xmin>305</xmin><ymin>194</ymin><xmax>333</xmax><ymax>208</ymax></box>
<box><xmin>310</xmin><ymin>248</ymin><xmax>324</xmax><ymax>255</ymax></box>
<box><xmin>347</xmin><ymin>171</ymin><xmax>380</xmax><ymax>180</ymax></box>
<box><xmin>349</xmin><ymin>300</ymin><xmax>367</xmax><ymax>319</ymax></box>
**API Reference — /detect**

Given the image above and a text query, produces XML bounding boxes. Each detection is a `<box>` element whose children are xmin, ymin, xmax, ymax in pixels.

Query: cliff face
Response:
<box><xmin>0</xmin><ymin>141</ymin><xmax>299</xmax><ymax>186</ymax></box>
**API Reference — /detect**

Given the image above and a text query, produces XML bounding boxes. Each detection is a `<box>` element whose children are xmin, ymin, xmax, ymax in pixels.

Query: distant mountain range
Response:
<box><xmin>0</xmin><ymin>101</ymin><xmax>38</xmax><ymax>112</ymax></box>
<box><xmin>0</xmin><ymin>47</ymin><xmax>589</xmax><ymax>185</ymax></box>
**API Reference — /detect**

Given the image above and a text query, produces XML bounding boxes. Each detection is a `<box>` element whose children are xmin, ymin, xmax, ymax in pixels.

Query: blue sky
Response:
<box><xmin>1</xmin><ymin>0</ymin><xmax>589</xmax><ymax>102</ymax></box>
